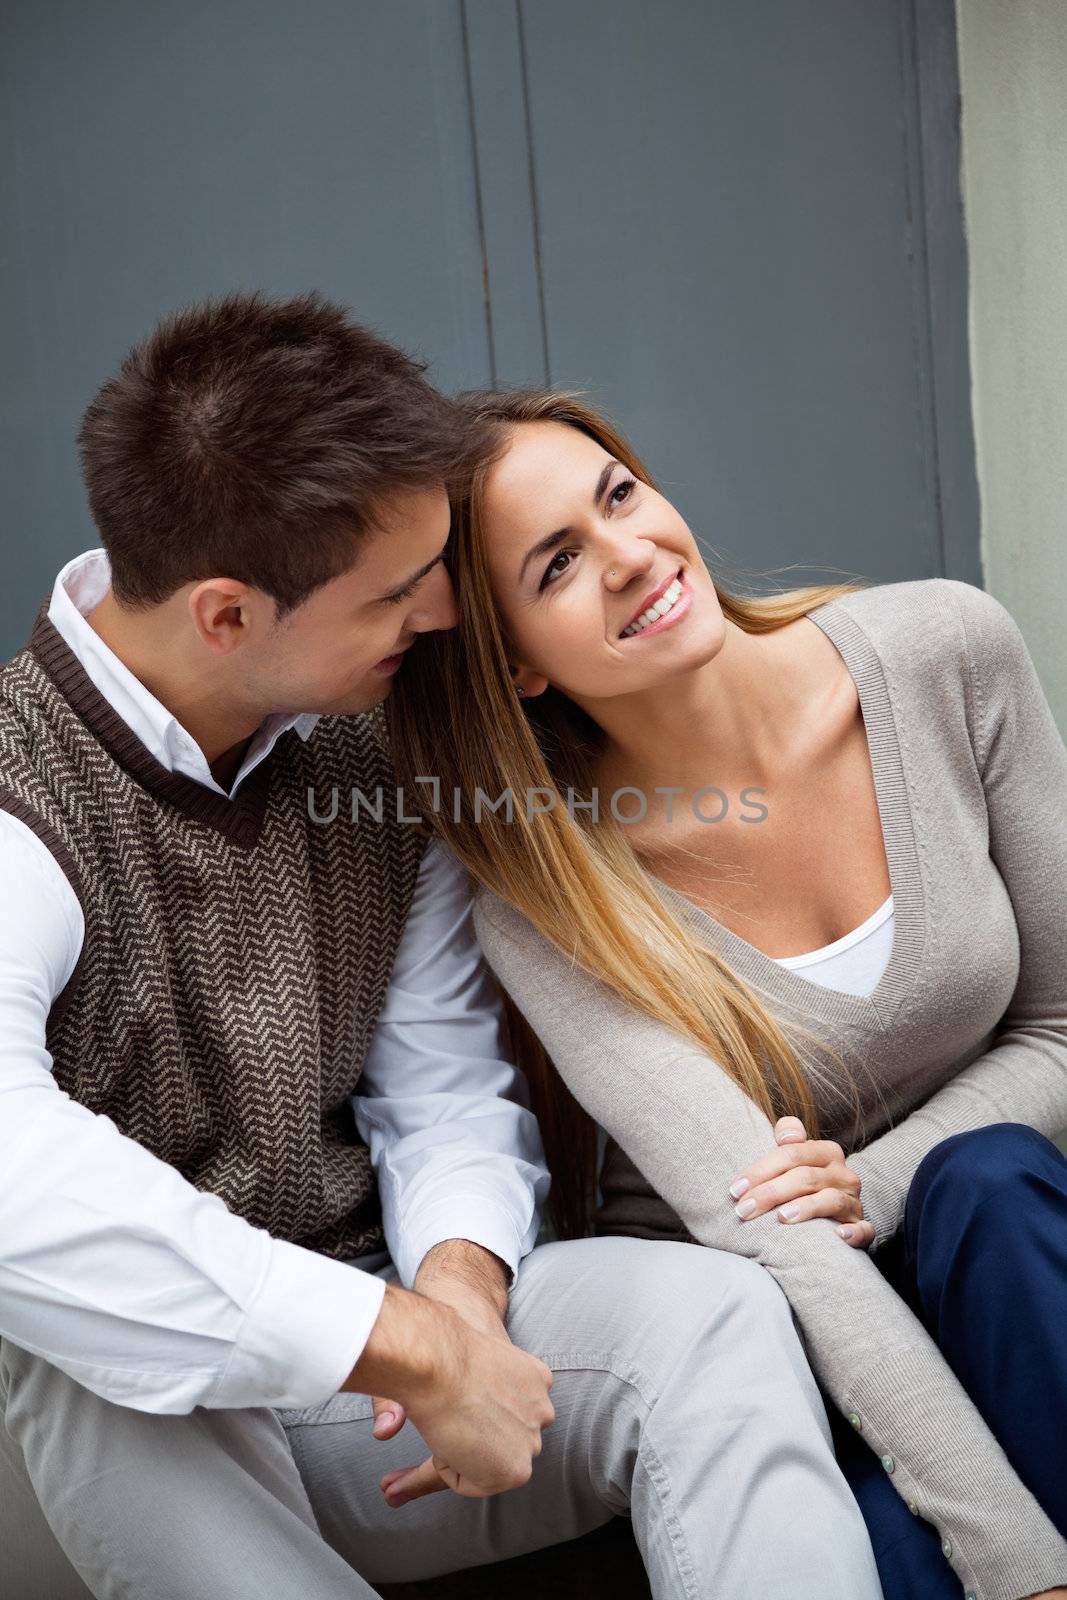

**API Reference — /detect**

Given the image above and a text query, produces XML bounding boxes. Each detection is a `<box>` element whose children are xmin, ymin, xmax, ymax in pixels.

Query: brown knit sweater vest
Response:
<box><xmin>0</xmin><ymin>607</ymin><xmax>428</xmax><ymax>1261</ymax></box>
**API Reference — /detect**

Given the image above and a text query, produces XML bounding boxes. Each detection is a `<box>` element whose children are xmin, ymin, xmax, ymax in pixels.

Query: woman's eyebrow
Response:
<box><xmin>517</xmin><ymin>458</ymin><xmax>619</xmax><ymax>584</ymax></box>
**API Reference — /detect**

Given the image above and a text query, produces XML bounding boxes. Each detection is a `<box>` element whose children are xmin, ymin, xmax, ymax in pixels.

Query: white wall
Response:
<box><xmin>956</xmin><ymin>0</ymin><xmax>1067</xmax><ymax>735</ymax></box>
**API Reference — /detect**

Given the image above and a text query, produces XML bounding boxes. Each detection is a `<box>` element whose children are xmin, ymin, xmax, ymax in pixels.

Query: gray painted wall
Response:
<box><xmin>1</xmin><ymin>0</ymin><xmax>978</xmax><ymax>660</ymax></box>
<box><xmin>957</xmin><ymin>0</ymin><xmax>1067</xmax><ymax>738</ymax></box>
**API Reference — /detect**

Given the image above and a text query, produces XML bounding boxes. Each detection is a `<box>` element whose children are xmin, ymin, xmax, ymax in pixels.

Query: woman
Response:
<box><xmin>388</xmin><ymin>390</ymin><xmax>1067</xmax><ymax>1600</ymax></box>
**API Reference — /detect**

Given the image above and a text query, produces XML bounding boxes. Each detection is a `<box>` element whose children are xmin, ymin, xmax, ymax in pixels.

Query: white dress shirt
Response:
<box><xmin>0</xmin><ymin>550</ymin><xmax>549</xmax><ymax>1415</ymax></box>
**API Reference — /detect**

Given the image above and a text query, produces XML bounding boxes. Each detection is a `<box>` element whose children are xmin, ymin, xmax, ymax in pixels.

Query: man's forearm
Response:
<box><xmin>342</xmin><ymin>1243</ymin><xmax>511</xmax><ymax>1400</ymax></box>
<box><xmin>340</xmin><ymin>1280</ymin><xmax>459</xmax><ymax>1399</ymax></box>
<box><xmin>414</xmin><ymin>1238</ymin><xmax>511</xmax><ymax>1323</ymax></box>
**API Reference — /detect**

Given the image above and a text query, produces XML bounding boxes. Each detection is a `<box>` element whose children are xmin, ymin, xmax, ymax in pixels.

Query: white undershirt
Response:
<box><xmin>772</xmin><ymin>895</ymin><xmax>895</xmax><ymax>996</ymax></box>
<box><xmin>0</xmin><ymin>549</ymin><xmax>549</xmax><ymax>1415</ymax></box>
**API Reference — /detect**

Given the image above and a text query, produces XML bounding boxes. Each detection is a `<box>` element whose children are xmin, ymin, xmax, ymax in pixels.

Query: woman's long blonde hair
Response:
<box><xmin>388</xmin><ymin>390</ymin><xmax>871</xmax><ymax>1236</ymax></box>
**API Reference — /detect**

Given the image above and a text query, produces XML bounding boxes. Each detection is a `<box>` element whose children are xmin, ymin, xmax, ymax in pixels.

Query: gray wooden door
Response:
<box><xmin>1</xmin><ymin>0</ymin><xmax>977</xmax><ymax>661</ymax></box>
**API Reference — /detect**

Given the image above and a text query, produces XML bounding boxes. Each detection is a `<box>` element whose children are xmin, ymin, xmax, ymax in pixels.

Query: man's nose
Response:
<box><xmin>410</xmin><ymin>561</ymin><xmax>459</xmax><ymax>632</ymax></box>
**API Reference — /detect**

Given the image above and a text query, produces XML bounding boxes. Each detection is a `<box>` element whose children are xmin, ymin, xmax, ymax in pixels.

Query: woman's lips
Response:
<box><xmin>618</xmin><ymin>569</ymin><xmax>693</xmax><ymax>641</ymax></box>
<box><xmin>622</xmin><ymin>566</ymin><xmax>682</xmax><ymax>632</ymax></box>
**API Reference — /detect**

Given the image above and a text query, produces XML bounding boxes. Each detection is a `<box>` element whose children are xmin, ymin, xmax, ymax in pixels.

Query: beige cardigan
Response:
<box><xmin>473</xmin><ymin>577</ymin><xmax>1067</xmax><ymax>1600</ymax></box>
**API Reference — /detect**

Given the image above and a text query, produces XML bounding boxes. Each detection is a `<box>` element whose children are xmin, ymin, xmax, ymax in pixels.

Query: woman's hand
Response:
<box><xmin>728</xmin><ymin>1117</ymin><xmax>875</xmax><ymax>1249</ymax></box>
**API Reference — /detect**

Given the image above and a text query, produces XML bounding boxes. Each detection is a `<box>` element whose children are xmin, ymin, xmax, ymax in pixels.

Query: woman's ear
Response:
<box><xmin>508</xmin><ymin>664</ymin><xmax>549</xmax><ymax>700</ymax></box>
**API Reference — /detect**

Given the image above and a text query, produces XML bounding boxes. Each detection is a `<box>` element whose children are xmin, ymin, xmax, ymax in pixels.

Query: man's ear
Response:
<box><xmin>187</xmin><ymin>578</ymin><xmax>259</xmax><ymax>655</ymax></box>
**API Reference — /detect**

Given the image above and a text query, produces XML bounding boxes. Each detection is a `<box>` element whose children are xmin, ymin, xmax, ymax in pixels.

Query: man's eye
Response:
<box><xmin>539</xmin><ymin>550</ymin><xmax>573</xmax><ymax>591</ymax></box>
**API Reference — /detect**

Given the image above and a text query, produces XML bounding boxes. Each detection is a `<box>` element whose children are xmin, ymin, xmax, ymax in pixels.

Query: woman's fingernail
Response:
<box><xmin>778</xmin><ymin>1132</ymin><xmax>804</xmax><ymax>1143</ymax></box>
<box><xmin>778</xmin><ymin>1204</ymin><xmax>801</xmax><ymax>1221</ymax></box>
<box><xmin>836</xmin><ymin>1225</ymin><xmax>855</xmax><ymax>1242</ymax></box>
<box><xmin>735</xmin><ymin>1196</ymin><xmax>758</xmax><ymax>1219</ymax></box>
<box><xmin>374</xmin><ymin>1411</ymin><xmax>397</xmax><ymax>1435</ymax></box>
<box><xmin>729</xmin><ymin>1177</ymin><xmax>750</xmax><ymax>1199</ymax></box>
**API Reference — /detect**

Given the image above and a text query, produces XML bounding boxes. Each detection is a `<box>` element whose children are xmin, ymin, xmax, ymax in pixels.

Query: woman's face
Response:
<box><xmin>480</xmin><ymin>420</ymin><xmax>725</xmax><ymax>703</ymax></box>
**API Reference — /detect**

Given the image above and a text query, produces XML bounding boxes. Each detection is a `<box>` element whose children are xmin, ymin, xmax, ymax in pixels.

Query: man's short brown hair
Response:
<box><xmin>77</xmin><ymin>290</ymin><xmax>488</xmax><ymax>615</ymax></box>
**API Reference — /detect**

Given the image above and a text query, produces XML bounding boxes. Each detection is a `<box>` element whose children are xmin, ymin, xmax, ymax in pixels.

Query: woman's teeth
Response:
<box><xmin>620</xmin><ymin>577</ymin><xmax>684</xmax><ymax>638</ymax></box>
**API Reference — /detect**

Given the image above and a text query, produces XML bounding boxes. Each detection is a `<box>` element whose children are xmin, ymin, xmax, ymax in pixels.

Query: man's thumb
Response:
<box><xmin>371</xmin><ymin>1397</ymin><xmax>407</xmax><ymax>1440</ymax></box>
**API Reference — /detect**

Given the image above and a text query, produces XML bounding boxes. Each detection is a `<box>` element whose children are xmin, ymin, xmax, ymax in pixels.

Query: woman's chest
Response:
<box><xmin>631</xmin><ymin>705</ymin><xmax>893</xmax><ymax>959</ymax></box>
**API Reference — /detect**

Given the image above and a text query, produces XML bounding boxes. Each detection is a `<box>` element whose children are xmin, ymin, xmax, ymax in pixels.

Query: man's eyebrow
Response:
<box><xmin>517</xmin><ymin>458</ymin><xmax>619</xmax><ymax>586</ymax></box>
<box><xmin>376</xmin><ymin>546</ymin><xmax>448</xmax><ymax>602</ymax></box>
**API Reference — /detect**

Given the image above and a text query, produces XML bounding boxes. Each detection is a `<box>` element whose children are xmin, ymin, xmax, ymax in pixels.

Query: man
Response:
<box><xmin>0</xmin><ymin>291</ymin><xmax>883</xmax><ymax>1599</ymax></box>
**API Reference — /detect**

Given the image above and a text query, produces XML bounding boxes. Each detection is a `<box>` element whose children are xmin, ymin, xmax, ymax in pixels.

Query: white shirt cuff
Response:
<box><xmin>391</xmin><ymin>1195</ymin><xmax>534</xmax><ymax>1290</ymax></box>
<box><xmin>211</xmin><ymin>1236</ymin><xmax>387</xmax><ymax>1410</ymax></box>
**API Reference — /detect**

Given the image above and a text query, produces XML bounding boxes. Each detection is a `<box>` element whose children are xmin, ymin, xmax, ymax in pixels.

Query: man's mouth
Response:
<box><xmin>373</xmin><ymin>639</ymin><xmax>415</xmax><ymax>674</ymax></box>
<box><xmin>620</xmin><ymin>568</ymin><xmax>686</xmax><ymax>639</ymax></box>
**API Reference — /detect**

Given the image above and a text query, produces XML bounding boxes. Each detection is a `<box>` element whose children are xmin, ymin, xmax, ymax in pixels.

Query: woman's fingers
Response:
<box><xmin>730</xmin><ymin>1139</ymin><xmax>853</xmax><ymax>1204</ymax></box>
<box><xmin>773</xmin><ymin>1186</ymin><xmax>865</xmax><ymax>1226</ymax></box>
<box><xmin>730</xmin><ymin>1133</ymin><xmax>866</xmax><ymax>1229</ymax></box>
<box><xmin>774</xmin><ymin>1115</ymin><xmax>807</xmax><ymax>1145</ymax></box>
<box><xmin>733</xmin><ymin>1160</ymin><xmax>863</xmax><ymax>1221</ymax></box>
<box><xmin>836</xmin><ymin>1220</ymin><xmax>876</xmax><ymax>1250</ymax></box>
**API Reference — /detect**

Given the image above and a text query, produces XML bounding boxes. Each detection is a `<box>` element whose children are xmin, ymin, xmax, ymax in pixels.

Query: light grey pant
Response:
<box><xmin>0</xmin><ymin>1236</ymin><xmax>884</xmax><ymax>1600</ymax></box>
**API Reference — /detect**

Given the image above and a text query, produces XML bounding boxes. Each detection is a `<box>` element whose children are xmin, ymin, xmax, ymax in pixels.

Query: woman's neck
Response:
<box><xmin>587</xmin><ymin>617</ymin><xmax>841</xmax><ymax>800</ymax></box>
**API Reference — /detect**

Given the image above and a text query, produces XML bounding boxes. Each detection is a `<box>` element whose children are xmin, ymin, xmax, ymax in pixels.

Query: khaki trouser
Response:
<box><xmin>0</xmin><ymin>1236</ymin><xmax>884</xmax><ymax>1600</ymax></box>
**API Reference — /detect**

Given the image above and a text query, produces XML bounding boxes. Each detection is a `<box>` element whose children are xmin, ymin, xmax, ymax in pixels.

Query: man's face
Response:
<box><xmin>246</xmin><ymin>482</ymin><xmax>457</xmax><ymax>716</ymax></box>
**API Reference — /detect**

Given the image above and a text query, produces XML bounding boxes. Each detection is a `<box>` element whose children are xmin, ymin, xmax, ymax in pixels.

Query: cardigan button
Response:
<box><xmin>880</xmin><ymin>1453</ymin><xmax>895</xmax><ymax>1474</ymax></box>
<box><xmin>941</xmin><ymin>1538</ymin><xmax>953</xmax><ymax>1560</ymax></box>
<box><xmin>847</xmin><ymin>1411</ymin><xmax>862</xmax><ymax>1431</ymax></box>
<box><xmin>907</xmin><ymin>1500</ymin><xmax>918</xmax><ymax>1516</ymax></box>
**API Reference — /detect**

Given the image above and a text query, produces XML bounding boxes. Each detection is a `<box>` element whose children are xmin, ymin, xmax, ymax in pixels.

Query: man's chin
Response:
<box><xmin>333</xmin><ymin>675</ymin><xmax>394</xmax><ymax>716</ymax></box>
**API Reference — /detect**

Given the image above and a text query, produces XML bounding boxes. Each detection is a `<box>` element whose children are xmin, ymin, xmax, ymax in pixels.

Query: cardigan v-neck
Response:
<box><xmin>650</xmin><ymin>595</ymin><xmax>927</xmax><ymax>1029</ymax></box>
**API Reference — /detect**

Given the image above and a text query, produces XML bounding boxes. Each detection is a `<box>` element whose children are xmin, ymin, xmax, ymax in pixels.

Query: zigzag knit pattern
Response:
<box><xmin>0</xmin><ymin>610</ymin><xmax>428</xmax><ymax>1262</ymax></box>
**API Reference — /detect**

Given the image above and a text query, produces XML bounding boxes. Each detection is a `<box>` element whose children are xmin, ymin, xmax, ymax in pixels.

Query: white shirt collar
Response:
<box><xmin>47</xmin><ymin>549</ymin><xmax>320</xmax><ymax>799</ymax></box>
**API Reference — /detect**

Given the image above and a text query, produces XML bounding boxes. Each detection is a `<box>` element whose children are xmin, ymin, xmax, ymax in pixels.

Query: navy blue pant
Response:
<box><xmin>826</xmin><ymin>1122</ymin><xmax>1067</xmax><ymax>1598</ymax></box>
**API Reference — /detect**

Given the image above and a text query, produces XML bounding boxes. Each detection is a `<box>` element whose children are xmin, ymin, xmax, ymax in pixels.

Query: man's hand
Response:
<box><xmin>339</xmin><ymin>1258</ymin><xmax>553</xmax><ymax>1508</ymax></box>
<box><xmin>372</xmin><ymin>1239</ymin><xmax>512</xmax><ymax>1434</ymax></box>
<box><xmin>375</xmin><ymin>1240</ymin><xmax>518</xmax><ymax>1506</ymax></box>
<box><xmin>348</xmin><ymin>1240</ymin><xmax>544</xmax><ymax>1508</ymax></box>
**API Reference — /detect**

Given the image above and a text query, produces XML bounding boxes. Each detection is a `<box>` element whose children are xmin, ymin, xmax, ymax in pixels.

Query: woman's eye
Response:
<box><xmin>537</xmin><ymin>479</ymin><xmax>637</xmax><ymax>591</ymax></box>
<box><xmin>539</xmin><ymin>550</ymin><xmax>573</xmax><ymax>590</ymax></box>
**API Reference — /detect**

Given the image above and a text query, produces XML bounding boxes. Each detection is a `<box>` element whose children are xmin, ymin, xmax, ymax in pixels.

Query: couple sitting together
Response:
<box><xmin>1</xmin><ymin>290</ymin><xmax>1066</xmax><ymax>1600</ymax></box>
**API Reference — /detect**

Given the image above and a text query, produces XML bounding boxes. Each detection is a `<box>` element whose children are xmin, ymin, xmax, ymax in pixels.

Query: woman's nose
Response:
<box><xmin>603</xmin><ymin>538</ymin><xmax>656</xmax><ymax>589</ymax></box>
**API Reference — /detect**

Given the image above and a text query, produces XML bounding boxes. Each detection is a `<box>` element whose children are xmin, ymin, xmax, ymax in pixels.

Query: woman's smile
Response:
<box><xmin>618</xmin><ymin>567</ymin><xmax>693</xmax><ymax>641</ymax></box>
